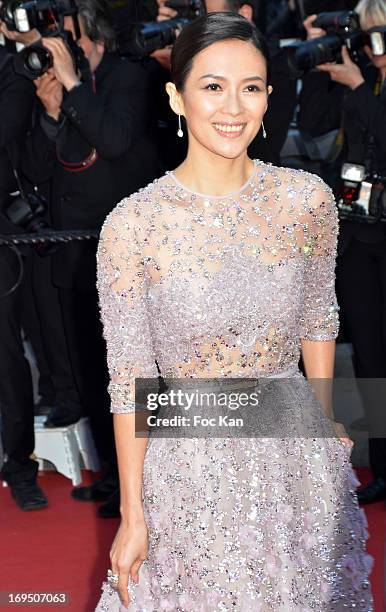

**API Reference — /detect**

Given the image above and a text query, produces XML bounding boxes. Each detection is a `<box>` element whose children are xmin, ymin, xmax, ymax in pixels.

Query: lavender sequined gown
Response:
<box><xmin>95</xmin><ymin>160</ymin><xmax>373</xmax><ymax>611</ymax></box>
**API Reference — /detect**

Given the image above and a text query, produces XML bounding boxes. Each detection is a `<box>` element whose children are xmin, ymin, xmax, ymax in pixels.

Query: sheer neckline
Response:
<box><xmin>167</xmin><ymin>159</ymin><xmax>262</xmax><ymax>200</ymax></box>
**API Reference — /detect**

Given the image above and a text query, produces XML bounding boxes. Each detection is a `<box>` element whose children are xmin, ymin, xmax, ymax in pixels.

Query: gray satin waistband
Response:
<box><xmin>161</xmin><ymin>365</ymin><xmax>302</xmax><ymax>393</ymax></box>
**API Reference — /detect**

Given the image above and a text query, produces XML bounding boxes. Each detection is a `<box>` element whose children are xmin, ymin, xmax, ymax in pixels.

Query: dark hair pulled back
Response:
<box><xmin>171</xmin><ymin>12</ymin><xmax>271</xmax><ymax>92</ymax></box>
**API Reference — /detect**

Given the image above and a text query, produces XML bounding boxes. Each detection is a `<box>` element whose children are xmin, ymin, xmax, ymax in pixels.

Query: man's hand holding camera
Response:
<box><xmin>317</xmin><ymin>45</ymin><xmax>365</xmax><ymax>90</ymax></box>
<box><xmin>150</xmin><ymin>0</ymin><xmax>177</xmax><ymax>71</ymax></box>
<box><xmin>34</xmin><ymin>37</ymin><xmax>80</xmax><ymax>122</ymax></box>
<box><xmin>0</xmin><ymin>19</ymin><xmax>40</xmax><ymax>45</ymax></box>
<box><xmin>40</xmin><ymin>37</ymin><xmax>80</xmax><ymax>92</ymax></box>
<box><xmin>156</xmin><ymin>0</ymin><xmax>177</xmax><ymax>22</ymax></box>
<box><xmin>303</xmin><ymin>14</ymin><xmax>365</xmax><ymax>90</ymax></box>
<box><xmin>34</xmin><ymin>69</ymin><xmax>63</xmax><ymax>121</ymax></box>
<box><xmin>0</xmin><ymin>0</ymin><xmax>40</xmax><ymax>45</ymax></box>
<box><xmin>303</xmin><ymin>14</ymin><xmax>325</xmax><ymax>41</ymax></box>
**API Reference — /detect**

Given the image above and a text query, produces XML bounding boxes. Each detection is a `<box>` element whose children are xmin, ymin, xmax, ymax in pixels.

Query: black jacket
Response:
<box><xmin>22</xmin><ymin>52</ymin><xmax>160</xmax><ymax>289</ymax></box>
<box><xmin>298</xmin><ymin>61</ymin><xmax>386</xmax><ymax>256</ymax></box>
<box><xmin>0</xmin><ymin>48</ymin><xmax>34</xmax><ymax>235</ymax></box>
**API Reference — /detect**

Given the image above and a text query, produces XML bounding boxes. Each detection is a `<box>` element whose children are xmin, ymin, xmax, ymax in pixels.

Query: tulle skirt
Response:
<box><xmin>95</xmin><ymin>373</ymin><xmax>373</xmax><ymax>611</ymax></box>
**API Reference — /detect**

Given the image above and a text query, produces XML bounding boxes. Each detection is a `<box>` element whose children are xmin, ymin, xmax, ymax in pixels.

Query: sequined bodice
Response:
<box><xmin>96</xmin><ymin>160</ymin><xmax>340</xmax><ymax>412</ymax></box>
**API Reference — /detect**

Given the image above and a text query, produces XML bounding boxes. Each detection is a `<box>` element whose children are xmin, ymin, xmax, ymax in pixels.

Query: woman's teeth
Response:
<box><xmin>213</xmin><ymin>123</ymin><xmax>244</xmax><ymax>134</ymax></box>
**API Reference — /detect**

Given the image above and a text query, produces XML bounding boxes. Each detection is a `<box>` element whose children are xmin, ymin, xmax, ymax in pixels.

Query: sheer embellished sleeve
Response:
<box><xmin>300</xmin><ymin>176</ymin><xmax>340</xmax><ymax>341</ymax></box>
<box><xmin>96</xmin><ymin>198</ymin><xmax>159</xmax><ymax>413</ymax></box>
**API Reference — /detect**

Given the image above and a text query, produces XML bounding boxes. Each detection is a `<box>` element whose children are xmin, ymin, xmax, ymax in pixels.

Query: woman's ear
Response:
<box><xmin>165</xmin><ymin>81</ymin><xmax>185</xmax><ymax>116</ymax></box>
<box><xmin>238</xmin><ymin>4</ymin><xmax>253</xmax><ymax>22</ymax></box>
<box><xmin>264</xmin><ymin>85</ymin><xmax>273</xmax><ymax>113</ymax></box>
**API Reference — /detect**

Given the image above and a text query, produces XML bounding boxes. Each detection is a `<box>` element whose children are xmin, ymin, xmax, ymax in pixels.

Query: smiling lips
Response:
<box><xmin>212</xmin><ymin>122</ymin><xmax>246</xmax><ymax>138</ymax></box>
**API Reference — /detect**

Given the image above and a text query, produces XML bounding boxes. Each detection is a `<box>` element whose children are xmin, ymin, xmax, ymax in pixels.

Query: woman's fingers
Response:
<box><xmin>117</xmin><ymin>570</ymin><xmax>130</xmax><ymax>609</ymax></box>
<box><xmin>130</xmin><ymin>558</ymin><xmax>143</xmax><ymax>584</ymax></box>
<box><xmin>331</xmin><ymin>421</ymin><xmax>353</xmax><ymax>449</ymax></box>
<box><xmin>111</xmin><ymin>552</ymin><xmax>130</xmax><ymax>608</ymax></box>
<box><xmin>110</xmin><ymin>555</ymin><xmax>143</xmax><ymax>608</ymax></box>
<box><xmin>107</xmin><ymin>522</ymin><xmax>148</xmax><ymax>608</ymax></box>
<box><xmin>340</xmin><ymin>436</ymin><xmax>354</xmax><ymax>449</ymax></box>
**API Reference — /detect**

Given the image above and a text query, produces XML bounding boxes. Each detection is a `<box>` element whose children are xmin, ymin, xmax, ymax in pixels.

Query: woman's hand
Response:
<box><xmin>41</xmin><ymin>37</ymin><xmax>79</xmax><ymax>92</ymax></box>
<box><xmin>317</xmin><ymin>45</ymin><xmax>365</xmax><ymax>90</ymax></box>
<box><xmin>109</xmin><ymin>518</ymin><xmax>149</xmax><ymax>609</ymax></box>
<box><xmin>332</xmin><ymin>421</ymin><xmax>354</xmax><ymax>451</ymax></box>
<box><xmin>34</xmin><ymin>69</ymin><xmax>63</xmax><ymax>120</ymax></box>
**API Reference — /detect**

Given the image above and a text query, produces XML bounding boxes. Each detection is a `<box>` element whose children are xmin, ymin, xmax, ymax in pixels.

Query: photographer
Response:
<box><xmin>0</xmin><ymin>43</ymin><xmax>49</xmax><ymax>510</ymax></box>
<box><xmin>1</xmin><ymin>9</ymin><xmax>86</xmax><ymax>433</ymax></box>
<box><xmin>21</xmin><ymin>0</ymin><xmax>159</xmax><ymax>516</ymax></box>
<box><xmin>298</xmin><ymin>0</ymin><xmax>386</xmax><ymax>504</ymax></box>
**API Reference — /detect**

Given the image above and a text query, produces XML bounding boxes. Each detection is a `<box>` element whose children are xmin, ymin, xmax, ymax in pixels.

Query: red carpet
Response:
<box><xmin>0</xmin><ymin>467</ymin><xmax>384</xmax><ymax>612</ymax></box>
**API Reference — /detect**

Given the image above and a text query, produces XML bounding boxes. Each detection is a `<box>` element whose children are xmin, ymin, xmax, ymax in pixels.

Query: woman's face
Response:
<box><xmin>173</xmin><ymin>39</ymin><xmax>271</xmax><ymax>160</ymax></box>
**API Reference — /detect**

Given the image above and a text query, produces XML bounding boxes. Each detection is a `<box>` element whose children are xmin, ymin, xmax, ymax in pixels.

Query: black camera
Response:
<box><xmin>115</xmin><ymin>0</ymin><xmax>205</xmax><ymax>57</ymax></box>
<box><xmin>337</xmin><ymin>163</ymin><xmax>386</xmax><ymax>223</ymax></box>
<box><xmin>1</xmin><ymin>0</ymin><xmax>86</xmax><ymax>79</ymax></box>
<box><xmin>14</xmin><ymin>27</ymin><xmax>85</xmax><ymax>79</ymax></box>
<box><xmin>165</xmin><ymin>0</ymin><xmax>204</xmax><ymax>20</ymax></box>
<box><xmin>5</xmin><ymin>190</ymin><xmax>48</xmax><ymax>233</ymax></box>
<box><xmin>4</xmin><ymin>189</ymin><xmax>60</xmax><ymax>255</ymax></box>
<box><xmin>0</xmin><ymin>0</ymin><xmax>77</xmax><ymax>33</ymax></box>
<box><xmin>287</xmin><ymin>11</ymin><xmax>386</xmax><ymax>76</ymax></box>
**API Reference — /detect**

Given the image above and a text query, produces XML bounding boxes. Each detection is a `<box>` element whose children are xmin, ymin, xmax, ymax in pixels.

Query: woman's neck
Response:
<box><xmin>172</xmin><ymin>149</ymin><xmax>256</xmax><ymax>198</ymax></box>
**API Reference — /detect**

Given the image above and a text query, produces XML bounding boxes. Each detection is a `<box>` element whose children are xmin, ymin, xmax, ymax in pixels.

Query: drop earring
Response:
<box><xmin>177</xmin><ymin>114</ymin><xmax>184</xmax><ymax>138</ymax></box>
<box><xmin>262</xmin><ymin>120</ymin><xmax>267</xmax><ymax>139</ymax></box>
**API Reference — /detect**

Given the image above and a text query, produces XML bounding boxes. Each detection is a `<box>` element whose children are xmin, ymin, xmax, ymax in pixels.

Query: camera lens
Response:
<box><xmin>295</xmin><ymin>34</ymin><xmax>342</xmax><ymax>72</ymax></box>
<box><xmin>27</xmin><ymin>52</ymin><xmax>43</xmax><ymax>70</ymax></box>
<box><xmin>23</xmin><ymin>46</ymin><xmax>52</xmax><ymax>77</ymax></box>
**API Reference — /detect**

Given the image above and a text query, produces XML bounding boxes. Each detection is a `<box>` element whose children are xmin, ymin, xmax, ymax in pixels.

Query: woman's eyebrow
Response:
<box><xmin>199</xmin><ymin>74</ymin><xmax>266</xmax><ymax>83</ymax></box>
<box><xmin>198</xmin><ymin>74</ymin><xmax>227</xmax><ymax>81</ymax></box>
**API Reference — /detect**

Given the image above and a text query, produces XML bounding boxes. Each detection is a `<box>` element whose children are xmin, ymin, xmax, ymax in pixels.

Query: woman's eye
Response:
<box><xmin>205</xmin><ymin>83</ymin><xmax>221</xmax><ymax>91</ymax></box>
<box><xmin>245</xmin><ymin>85</ymin><xmax>262</xmax><ymax>92</ymax></box>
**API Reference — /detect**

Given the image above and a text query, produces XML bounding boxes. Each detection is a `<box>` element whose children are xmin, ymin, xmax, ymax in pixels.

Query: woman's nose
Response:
<box><xmin>222</xmin><ymin>90</ymin><xmax>243</xmax><ymax>116</ymax></box>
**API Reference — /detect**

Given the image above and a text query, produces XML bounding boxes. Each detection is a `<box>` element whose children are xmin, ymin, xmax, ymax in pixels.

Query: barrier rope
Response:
<box><xmin>0</xmin><ymin>229</ymin><xmax>100</xmax><ymax>247</ymax></box>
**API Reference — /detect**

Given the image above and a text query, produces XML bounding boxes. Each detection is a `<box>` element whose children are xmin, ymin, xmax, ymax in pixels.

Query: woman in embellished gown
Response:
<box><xmin>95</xmin><ymin>12</ymin><xmax>373</xmax><ymax>611</ymax></box>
